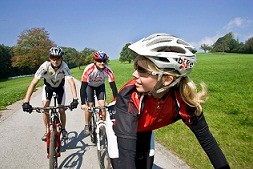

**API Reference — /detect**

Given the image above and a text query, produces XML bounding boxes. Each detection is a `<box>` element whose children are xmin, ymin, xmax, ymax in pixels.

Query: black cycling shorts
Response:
<box><xmin>43</xmin><ymin>85</ymin><xmax>65</xmax><ymax>105</ymax></box>
<box><xmin>86</xmin><ymin>84</ymin><xmax>106</xmax><ymax>103</ymax></box>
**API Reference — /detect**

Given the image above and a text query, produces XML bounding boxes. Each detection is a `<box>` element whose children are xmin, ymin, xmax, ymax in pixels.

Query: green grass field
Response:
<box><xmin>0</xmin><ymin>53</ymin><xmax>252</xmax><ymax>168</ymax></box>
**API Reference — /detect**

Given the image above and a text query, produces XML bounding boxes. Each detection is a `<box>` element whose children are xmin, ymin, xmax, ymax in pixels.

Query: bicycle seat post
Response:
<box><xmin>53</xmin><ymin>92</ymin><xmax>57</xmax><ymax>107</ymax></box>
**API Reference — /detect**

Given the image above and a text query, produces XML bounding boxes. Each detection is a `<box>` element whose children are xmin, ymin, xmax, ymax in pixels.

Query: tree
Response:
<box><xmin>79</xmin><ymin>48</ymin><xmax>96</xmax><ymax>69</ymax></box>
<box><xmin>61</xmin><ymin>47</ymin><xmax>80</xmax><ymax>68</ymax></box>
<box><xmin>200</xmin><ymin>44</ymin><xmax>212</xmax><ymax>53</ymax></box>
<box><xmin>211</xmin><ymin>32</ymin><xmax>240</xmax><ymax>53</ymax></box>
<box><xmin>119</xmin><ymin>43</ymin><xmax>137</xmax><ymax>63</ymax></box>
<box><xmin>212</xmin><ymin>34</ymin><xmax>230</xmax><ymax>53</ymax></box>
<box><xmin>0</xmin><ymin>45</ymin><xmax>13</xmax><ymax>79</ymax></box>
<box><xmin>236</xmin><ymin>42</ymin><xmax>246</xmax><ymax>53</ymax></box>
<box><xmin>244</xmin><ymin>37</ymin><xmax>253</xmax><ymax>54</ymax></box>
<box><xmin>12</xmin><ymin>27</ymin><xmax>55</xmax><ymax>69</ymax></box>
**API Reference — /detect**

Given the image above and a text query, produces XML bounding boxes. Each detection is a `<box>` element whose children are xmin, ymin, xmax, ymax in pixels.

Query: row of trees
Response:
<box><xmin>0</xmin><ymin>28</ymin><xmax>99</xmax><ymax>79</ymax></box>
<box><xmin>200</xmin><ymin>32</ymin><xmax>253</xmax><ymax>53</ymax></box>
<box><xmin>119</xmin><ymin>32</ymin><xmax>253</xmax><ymax>64</ymax></box>
<box><xmin>0</xmin><ymin>28</ymin><xmax>252</xmax><ymax>79</ymax></box>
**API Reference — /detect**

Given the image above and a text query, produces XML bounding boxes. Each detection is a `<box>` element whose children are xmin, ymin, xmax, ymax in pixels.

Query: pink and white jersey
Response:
<box><xmin>81</xmin><ymin>63</ymin><xmax>116</xmax><ymax>87</ymax></box>
<box><xmin>35</xmin><ymin>61</ymin><xmax>72</xmax><ymax>88</ymax></box>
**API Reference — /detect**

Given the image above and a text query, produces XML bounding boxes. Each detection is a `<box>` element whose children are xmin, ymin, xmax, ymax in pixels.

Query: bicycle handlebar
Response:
<box><xmin>32</xmin><ymin>105</ymin><xmax>71</xmax><ymax>113</ymax></box>
<box><xmin>88</xmin><ymin>106</ymin><xmax>109</xmax><ymax>111</ymax></box>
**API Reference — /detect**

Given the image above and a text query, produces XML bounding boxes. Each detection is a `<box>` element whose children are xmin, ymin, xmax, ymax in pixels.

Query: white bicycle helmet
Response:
<box><xmin>49</xmin><ymin>47</ymin><xmax>64</xmax><ymax>57</ymax></box>
<box><xmin>128</xmin><ymin>33</ymin><xmax>197</xmax><ymax>76</ymax></box>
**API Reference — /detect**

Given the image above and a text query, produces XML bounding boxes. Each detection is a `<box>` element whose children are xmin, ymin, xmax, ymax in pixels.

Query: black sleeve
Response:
<box><xmin>186</xmin><ymin>114</ymin><xmax>230</xmax><ymax>169</ymax></box>
<box><xmin>111</xmin><ymin>131</ymin><xmax>154</xmax><ymax>169</ymax></box>
<box><xmin>111</xmin><ymin>137</ymin><xmax>136</xmax><ymax>169</ymax></box>
<box><xmin>109</xmin><ymin>81</ymin><xmax>118</xmax><ymax>98</ymax></box>
<box><xmin>80</xmin><ymin>82</ymin><xmax>88</xmax><ymax>105</ymax></box>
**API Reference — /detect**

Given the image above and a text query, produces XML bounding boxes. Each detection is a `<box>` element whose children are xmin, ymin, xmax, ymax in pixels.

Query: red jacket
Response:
<box><xmin>114</xmin><ymin>78</ymin><xmax>199</xmax><ymax>138</ymax></box>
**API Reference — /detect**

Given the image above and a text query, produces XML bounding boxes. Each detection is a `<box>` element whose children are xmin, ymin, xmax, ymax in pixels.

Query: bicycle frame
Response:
<box><xmin>88</xmin><ymin>107</ymin><xmax>105</xmax><ymax>144</ymax></box>
<box><xmin>88</xmin><ymin>106</ymin><xmax>111</xmax><ymax>169</ymax></box>
<box><xmin>32</xmin><ymin>94</ymin><xmax>70</xmax><ymax>169</ymax></box>
<box><xmin>46</xmin><ymin>104</ymin><xmax>62</xmax><ymax>159</ymax></box>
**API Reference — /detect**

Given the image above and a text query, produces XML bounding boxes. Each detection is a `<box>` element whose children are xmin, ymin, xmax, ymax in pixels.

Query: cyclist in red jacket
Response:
<box><xmin>110</xmin><ymin>33</ymin><xmax>230</xmax><ymax>169</ymax></box>
<box><xmin>80</xmin><ymin>51</ymin><xmax>118</xmax><ymax>134</ymax></box>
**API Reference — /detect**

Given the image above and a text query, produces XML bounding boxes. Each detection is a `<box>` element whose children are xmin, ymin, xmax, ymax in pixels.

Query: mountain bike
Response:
<box><xmin>31</xmin><ymin>93</ymin><xmax>71</xmax><ymax>169</ymax></box>
<box><xmin>88</xmin><ymin>105</ymin><xmax>112</xmax><ymax>169</ymax></box>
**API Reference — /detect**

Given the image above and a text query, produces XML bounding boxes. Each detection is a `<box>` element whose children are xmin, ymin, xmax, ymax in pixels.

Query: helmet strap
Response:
<box><xmin>149</xmin><ymin>74</ymin><xmax>182</xmax><ymax>99</ymax></box>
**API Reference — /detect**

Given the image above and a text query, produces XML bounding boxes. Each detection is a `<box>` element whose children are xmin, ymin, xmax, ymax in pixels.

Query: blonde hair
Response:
<box><xmin>179</xmin><ymin>77</ymin><xmax>208</xmax><ymax>115</ymax></box>
<box><xmin>135</xmin><ymin>55</ymin><xmax>208</xmax><ymax>116</ymax></box>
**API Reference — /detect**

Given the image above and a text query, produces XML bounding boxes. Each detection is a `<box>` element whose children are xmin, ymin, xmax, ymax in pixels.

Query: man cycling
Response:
<box><xmin>80</xmin><ymin>50</ymin><xmax>118</xmax><ymax>134</ymax></box>
<box><xmin>22</xmin><ymin>47</ymin><xmax>79</xmax><ymax>141</ymax></box>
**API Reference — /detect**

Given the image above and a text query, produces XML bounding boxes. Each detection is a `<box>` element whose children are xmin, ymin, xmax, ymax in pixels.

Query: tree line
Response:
<box><xmin>0</xmin><ymin>28</ymin><xmax>252</xmax><ymax>79</ymax></box>
<box><xmin>119</xmin><ymin>32</ymin><xmax>253</xmax><ymax>63</ymax></box>
<box><xmin>0</xmin><ymin>28</ymin><xmax>102</xmax><ymax>79</ymax></box>
<box><xmin>200</xmin><ymin>32</ymin><xmax>253</xmax><ymax>53</ymax></box>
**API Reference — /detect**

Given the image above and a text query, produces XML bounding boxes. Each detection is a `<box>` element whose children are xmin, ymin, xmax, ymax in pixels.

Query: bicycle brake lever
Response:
<box><xmin>35</xmin><ymin>108</ymin><xmax>41</xmax><ymax>113</ymax></box>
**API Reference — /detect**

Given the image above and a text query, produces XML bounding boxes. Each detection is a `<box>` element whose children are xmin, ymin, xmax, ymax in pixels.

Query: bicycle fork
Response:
<box><xmin>46</xmin><ymin>123</ymin><xmax>61</xmax><ymax>158</ymax></box>
<box><xmin>96</xmin><ymin>121</ymin><xmax>106</xmax><ymax>151</ymax></box>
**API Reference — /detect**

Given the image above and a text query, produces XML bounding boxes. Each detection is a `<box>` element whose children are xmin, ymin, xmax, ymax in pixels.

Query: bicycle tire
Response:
<box><xmin>49</xmin><ymin>127</ymin><xmax>58</xmax><ymax>169</ymax></box>
<box><xmin>97</xmin><ymin>125</ymin><xmax>112</xmax><ymax>169</ymax></box>
<box><xmin>90</xmin><ymin>112</ymin><xmax>98</xmax><ymax>143</ymax></box>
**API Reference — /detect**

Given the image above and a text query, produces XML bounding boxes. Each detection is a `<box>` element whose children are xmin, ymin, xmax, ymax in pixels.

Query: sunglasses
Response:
<box><xmin>50</xmin><ymin>56</ymin><xmax>62</xmax><ymax>61</ymax></box>
<box><xmin>134</xmin><ymin>63</ymin><xmax>157</xmax><ymax>77</ymax></box>
<box><xmin>95</xmin><ymin>59</ymin><xmax>106</xmax><ymax>63</ymax></box>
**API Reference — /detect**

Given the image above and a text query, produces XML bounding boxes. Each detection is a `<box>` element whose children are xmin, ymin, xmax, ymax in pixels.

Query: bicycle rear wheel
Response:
<box><xmin>49</xmin><ymin>128</ymin><xmax>58</xmax><ymax>169</ymax></box>
<box><xmin>90</xmin><ymin>112</ymin><xmax>98</xmax><ymax>143</ymax></box>
<box><xmin>97</xmin><ymin>125</ymin><xmax>112</xmax><ymax>169</ymax></box>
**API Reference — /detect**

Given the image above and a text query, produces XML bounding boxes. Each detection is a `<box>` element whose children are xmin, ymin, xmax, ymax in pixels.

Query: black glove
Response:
<box><xmin>70</xmin><ymin>98</ymin><xmax>79</xmax><ymax>110</ymax></box>
<box><xmin>22</xmin><ymin>102</ymin><xmax>33</xmax><ymax>113</ymax></box>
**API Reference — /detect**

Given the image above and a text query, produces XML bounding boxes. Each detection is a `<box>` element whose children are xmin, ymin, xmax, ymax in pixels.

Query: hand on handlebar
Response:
<box><xmin>70</xmin><ymin>98</ymin><xmax>79</xmax><ymax>110</ymax></box>
<box><xmin>22</xmin><ymin>102</ymin><xmax>33</xmax><ymax>113</ymax></box>
<box><xmin>81</xmin><ymin>104</ymin><xmax>88</xmax><ymax>111</ymax></box>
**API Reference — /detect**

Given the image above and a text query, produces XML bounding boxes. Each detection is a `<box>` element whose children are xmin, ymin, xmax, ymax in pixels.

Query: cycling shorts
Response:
<box><xmin>42</xmin><ymin>85</ymin><xmax>65</xmax><ymax>105</ymax></box>
<box><xmin>86</xmin><ymin>84</ymin><xmax>106</xmax><ymax>103</ymax></box>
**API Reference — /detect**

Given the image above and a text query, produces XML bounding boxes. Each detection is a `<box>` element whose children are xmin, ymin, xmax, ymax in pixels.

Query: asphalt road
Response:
<box><xmin>0</xmin><ymin>78</ymin><xmax>190</xmax><ymax>169</ymax></box>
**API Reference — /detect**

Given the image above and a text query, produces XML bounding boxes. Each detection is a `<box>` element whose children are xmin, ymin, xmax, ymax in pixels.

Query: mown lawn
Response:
<box><xmin>0</xmin><ymin>76</ymin><xmax>43</xmax><ymax>110</ymax></box>
<box><xmin>0</xmin><ymin>53</ymin><xmax>252</xmax><ymax>168</ymax></box>
<box><xmin>154</xmin><ymin>53</ymin><xmax>253</xmax><ymax>169</ymax></box>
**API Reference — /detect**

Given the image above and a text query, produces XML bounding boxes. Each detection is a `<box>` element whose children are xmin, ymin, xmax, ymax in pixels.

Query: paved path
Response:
<box><xmin>0</xmin><ymin>78</ymin><xmax>190</xmax><ymax>169</ymax></box>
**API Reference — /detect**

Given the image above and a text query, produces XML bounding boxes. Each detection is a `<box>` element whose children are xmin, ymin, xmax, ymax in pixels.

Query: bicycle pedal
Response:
<box><xmin>47</xmin><ymin>153</ymin><xmax>61</xmax><ymax>159</ymax></box>
<box><xmin>62</xmin><ymin>135</ymin><xmax>68</xmax><ymax>139</ymax></box>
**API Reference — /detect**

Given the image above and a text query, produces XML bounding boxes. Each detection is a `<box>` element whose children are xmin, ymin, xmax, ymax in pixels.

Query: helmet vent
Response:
<box><xmin>156</xmin><ymin>46</ymin><xmax>185</xmax><ymax>54</ymax></box>
<box><xmin>177</xmin><ymin>39</ymin><xmax>190</xmax><ymax>46</ymax></box>
<box><xmin>152</xmin><ymin>56</ymin><xmax>170</xmax><ymax>63</ymax></box>
<box><xmin>146</xmin><ymin>37</ymin><xmax>173</xmax><ymax>47</ymax></box>
<box><xmin>185</xmin><ymin>47</ymin><xmax>197</xmax><ymax>54</ymax></box>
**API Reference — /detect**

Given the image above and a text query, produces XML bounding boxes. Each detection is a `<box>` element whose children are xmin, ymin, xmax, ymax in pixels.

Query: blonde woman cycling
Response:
<box><xmin>110</xmin><ymin>33</ymin><xmax>230</xmax><ymax>169</ymax></box>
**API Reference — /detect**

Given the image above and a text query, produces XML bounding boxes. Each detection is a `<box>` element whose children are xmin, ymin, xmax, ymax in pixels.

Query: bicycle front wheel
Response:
<box><xmin>97</xmin><ymin>125</ymin><xmax>111</xmax><ymax>169</ymax></box>
<box><xmin>49</xmin><ymin>128</ymin><xmax>58</xmax><ymax>169</ymax></box>
<box><xmin>90</xmin><ymin>112</ymin><xmax>98</xmax><ymax>144</ymax></box>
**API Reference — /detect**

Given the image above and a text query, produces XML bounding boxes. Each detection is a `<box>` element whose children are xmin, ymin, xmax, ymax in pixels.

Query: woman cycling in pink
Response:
<box><xmin>80</xmin><ymin>51</ymin><xmax>118</xmax><ymax>134</ymax></box>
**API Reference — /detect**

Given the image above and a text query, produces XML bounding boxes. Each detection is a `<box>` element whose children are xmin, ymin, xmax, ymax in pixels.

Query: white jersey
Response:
<box><xmin>81</xmin><ymin>63</ymin><xmax>116</xmax><ymax>87</ymax></box>
<box><xmin>35</xmin><ymin>61</ymin><xmax>72</xmax><ymax>88</ymax></box>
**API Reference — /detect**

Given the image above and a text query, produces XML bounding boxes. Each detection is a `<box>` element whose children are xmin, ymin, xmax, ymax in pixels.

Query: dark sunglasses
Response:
<box><xmin>134</xmin><ymin>63</ymin><xmax>157</xmax><ymax>77</ymax></box>
<box><xmin>95</xmin><ymin>59</ymin><xmax>106</xmax><ymax>63</ymax></box>
<box><xmin>50</xmin><ymin>56</ymin><xmax>62</xmax><ymax>61</ymax></box>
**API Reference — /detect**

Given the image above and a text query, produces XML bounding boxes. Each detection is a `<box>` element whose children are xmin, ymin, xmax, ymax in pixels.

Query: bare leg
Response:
<box><xmin>59</xmin><ymin>106</ymin><xmax>66</xmax><ymax>129</ymax></box>
<box><xmin>42</xmin><ymin>100</ymin><xmax>50</xmax><ymax>132</ymax></box>
<box><xmin>85</xmin><ymin>102</ymin><xmax>94</xmax><ymax>125</ymax></box>
<box><xmin>98</xmin><ymin>100</ymin><xmax>106</xmax><ymax>120</ymax></box>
